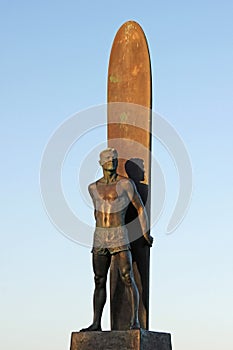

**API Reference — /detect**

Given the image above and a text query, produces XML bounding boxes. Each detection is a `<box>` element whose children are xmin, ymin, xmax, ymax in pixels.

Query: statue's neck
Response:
<box><xmin>102</xmin><ymin>170</ymin><xmax>118</xmax><ymax>184</ymax></box>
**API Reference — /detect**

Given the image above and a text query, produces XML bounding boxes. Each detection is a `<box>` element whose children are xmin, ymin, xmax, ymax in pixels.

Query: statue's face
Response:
<box><xmin>100</xmin><ymin>151</ymin><xmax>118</xmax><ymax>171</ymax></box>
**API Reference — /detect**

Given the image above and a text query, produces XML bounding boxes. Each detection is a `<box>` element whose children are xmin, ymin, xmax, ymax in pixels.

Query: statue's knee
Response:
<box><xmin>121</xmin><ymin>271</ymin><xmax>132</xmax><ymax>286</ymax></box>
<box><xmin>94</xmin><ymin>275</ymin><xmax>106</xmax><ymax>288</ymax></box>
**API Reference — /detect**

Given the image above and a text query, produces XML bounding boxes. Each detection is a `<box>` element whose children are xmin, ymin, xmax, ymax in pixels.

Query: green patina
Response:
<box><xmin>109</xmin><ymin>75</ymin><xmax>120</xmax><ymax>83</ymax></box>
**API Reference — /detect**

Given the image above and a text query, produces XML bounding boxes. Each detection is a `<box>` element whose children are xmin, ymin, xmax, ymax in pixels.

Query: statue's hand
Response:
<box><xmin>143</xmin><ymin>233</ymin><xmax>153</xmax><ymax>247</ymax></box>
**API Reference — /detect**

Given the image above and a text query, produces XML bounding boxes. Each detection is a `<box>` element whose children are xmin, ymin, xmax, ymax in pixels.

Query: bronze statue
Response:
<box><xmin>81</xmin><ymin>148</ymin><xmax>153</xmax><ymax>331</ymax></box>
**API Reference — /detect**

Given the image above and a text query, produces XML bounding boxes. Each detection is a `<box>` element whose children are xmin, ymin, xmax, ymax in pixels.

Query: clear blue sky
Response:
<box><xmin>1</xmin><ymin>1</ymin><xmax>233</xmax><ymax>349</ymax></box>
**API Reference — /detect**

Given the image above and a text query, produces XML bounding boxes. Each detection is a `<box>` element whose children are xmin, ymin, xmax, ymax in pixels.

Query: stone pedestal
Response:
<box><xmin>70</xmin><ymin>329</ymin><xmax>172</xmax><ymax>350</ymax></box>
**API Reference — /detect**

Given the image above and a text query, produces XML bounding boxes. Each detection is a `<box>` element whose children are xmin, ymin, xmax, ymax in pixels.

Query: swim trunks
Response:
<box><xmin>92</xmin><ymin>226</ymin><xmax>130</xmax><ymax>255</ymax></box>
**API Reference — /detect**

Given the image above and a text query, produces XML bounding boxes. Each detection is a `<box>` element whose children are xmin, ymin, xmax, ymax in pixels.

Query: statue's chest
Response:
<box><xmin>97</xmin><ymin>184</ymin><xmax>120</xmax><ymax>201</ymax></box>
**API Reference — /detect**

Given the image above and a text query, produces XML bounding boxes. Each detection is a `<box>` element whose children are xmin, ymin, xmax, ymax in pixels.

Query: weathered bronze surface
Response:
<box><xmin>70</xmin><ymin>330</ymin><xmax>172</xmax><ymax>350</ymax></box>
<box><xmin>107</xmin><ymin>20</ymin><xmax>152</xmax><ymax>330</ymax></box>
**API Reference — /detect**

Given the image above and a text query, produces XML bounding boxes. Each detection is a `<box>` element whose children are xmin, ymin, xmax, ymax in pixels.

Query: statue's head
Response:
<box><xmin>99</xmin><ymin>148</ymin><xmax>118</xmax><ymax>170</ymax></box>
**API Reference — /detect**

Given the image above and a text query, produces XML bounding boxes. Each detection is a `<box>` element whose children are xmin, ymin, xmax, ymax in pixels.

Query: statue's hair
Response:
<box><xmin>99</xmin><ymin>148</ymin><xmax>118</xmax><ymax>165</ymax></box>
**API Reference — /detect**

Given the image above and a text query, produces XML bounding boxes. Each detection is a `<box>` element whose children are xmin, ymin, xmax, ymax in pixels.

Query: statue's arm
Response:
<box><xmin>124</xmin><ymin>179</ymin><xmax>153</xmax><ymax>247</ymax></box>
<box><xmin>88</xmin><ymin>182</ymin><xmax>96</xmax><ymax>200</ymax></box>
<box><xmin>88</xmin><ymin>183</ymin><xmax>97</xmax><ymax>216</ymax></box>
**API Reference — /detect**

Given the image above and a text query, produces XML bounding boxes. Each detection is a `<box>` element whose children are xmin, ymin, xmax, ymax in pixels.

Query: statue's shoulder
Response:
<box><xmin>117</xmin><ymin>176</ymin><xmax>136</xmax><ymax>189</ymax></box>
<box><xmin>88</xmin><ymin>181</ymin><xmax>97</xmax><ymax>193</ymax></box>
<box><xmin>95</xmin><ymin>177</ymin><xmax>105</xmax><ymax>185</ymax></box>
<box><xmin>88</xmin><ymin>178</ymin><xmax>104</xmax><ymax>191</ymax></box>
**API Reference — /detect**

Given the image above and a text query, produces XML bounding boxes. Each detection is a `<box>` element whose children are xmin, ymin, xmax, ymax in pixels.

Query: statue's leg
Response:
<box><xmin>80</xmin><ymin>253</ymin><xmax>111</xmax><ymax>331</ymax></box>
<box><xmin>116</xmin><ymin>250</ymin><xmax>140</xmax><ymax>329</ymax></box>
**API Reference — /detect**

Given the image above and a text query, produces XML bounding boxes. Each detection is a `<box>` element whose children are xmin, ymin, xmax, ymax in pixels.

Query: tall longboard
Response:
<box><xmin>107</xmin><ymin>21</ymin><xmax>152</xmax><ymax>330</ymax></box>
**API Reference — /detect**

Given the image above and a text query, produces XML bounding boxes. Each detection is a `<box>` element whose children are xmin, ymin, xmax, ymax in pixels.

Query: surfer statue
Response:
<box><xmin>80</xmin><ymin>148</ymin><xmax>153</xmax><ymax>331</ymax></box>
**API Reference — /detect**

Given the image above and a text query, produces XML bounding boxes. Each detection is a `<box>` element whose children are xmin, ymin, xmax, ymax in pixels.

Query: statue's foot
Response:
<box><xmin>129</xmin><ymin>321</ymin><xmax>140</xmax><ymax>330</ymax></box>
<box><xmin>80</xmin><ymin>324</ymin><xmax>102</xmax><ymax>332</ymax></box>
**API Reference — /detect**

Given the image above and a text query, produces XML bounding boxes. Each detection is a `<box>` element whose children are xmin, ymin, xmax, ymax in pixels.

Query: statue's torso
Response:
<box><xmin>89</xmin><ymin>177</ymin><xmax>131</xmax><ymax>228</ymax></box>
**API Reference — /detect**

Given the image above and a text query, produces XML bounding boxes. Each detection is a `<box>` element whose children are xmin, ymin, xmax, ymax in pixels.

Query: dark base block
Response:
<box><xmin>70</xmin><ymin>329</ymin><xmax>172</xmax><ymax>350</ymax></box>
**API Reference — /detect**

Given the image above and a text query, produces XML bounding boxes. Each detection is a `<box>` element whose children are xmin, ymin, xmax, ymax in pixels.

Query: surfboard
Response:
<box><xmin>107</xmin><ymin>20</ymin><xmax>152</xmax><ymax>330</ymax></box>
